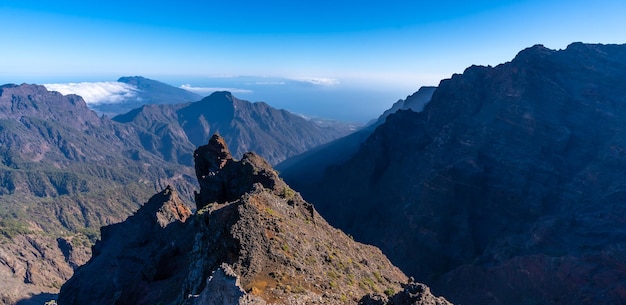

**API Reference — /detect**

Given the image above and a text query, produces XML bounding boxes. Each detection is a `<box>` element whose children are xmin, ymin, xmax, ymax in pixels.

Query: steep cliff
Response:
<box><xmin>292</xmin><ymin>43</ymin><xmax>626</xmax><ymax>305</ymax></box>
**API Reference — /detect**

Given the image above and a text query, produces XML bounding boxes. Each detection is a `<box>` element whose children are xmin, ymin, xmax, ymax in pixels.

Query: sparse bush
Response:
<box><xmin>384</xmin><ymin>288</ymin><xmax>395</xmax><ymax>296</ymax></box>
<box><xmin>281</xmin><ymin>187</ymin><xmax>296</xmax><ymax>199</ymax></box>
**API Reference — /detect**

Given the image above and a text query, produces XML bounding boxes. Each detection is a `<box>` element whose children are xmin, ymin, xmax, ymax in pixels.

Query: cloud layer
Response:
<box><xmin>289</xmin><ymin>77</ymin><xmax>340</xmax><ymax>86</ymax></box>
<box><xmin>180</xmin><ymin>84</ymin><xmax>253</xmax><ymax>94</ymax></box>
<box><xmin>43</xmin><ymin>82</ymin><xmax>139</xmax><ymax>105</ymax></box>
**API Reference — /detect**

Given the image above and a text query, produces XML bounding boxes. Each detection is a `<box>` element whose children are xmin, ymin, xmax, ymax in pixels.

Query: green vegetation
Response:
<box><xmin>327</xmin><ymin>270</ymin><xmax>340</xmax><ymax>279</ymax></box>
<box><xmin>384</xmin><ymin>288</ymin><xmax>395</xmax><ymax>297</ymax></box>
<box><xmin>359</xmin><ymin>277</ymin><xmax>377</xmax><ymax>291</ymax></box>
<box><xmin>281</xmin><ymin>186</ymin><xmax>296</xmax><ymax>199</ymax></box>
<box><xmin>373</xmin><ymin>271</ymin><xmax>383</xmax><ymax>283</ymax></box>
<box><xmin>0</xmin><ymin>218</ymin><xmax>32</xmax><ymax>238</ymax></box>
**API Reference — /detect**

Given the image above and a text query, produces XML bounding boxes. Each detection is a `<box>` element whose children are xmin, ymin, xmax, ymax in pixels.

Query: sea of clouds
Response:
<box><xmin>43</xmin><ymin>82</ymin><xmax>139</xmax><ymax>105</ymax></box>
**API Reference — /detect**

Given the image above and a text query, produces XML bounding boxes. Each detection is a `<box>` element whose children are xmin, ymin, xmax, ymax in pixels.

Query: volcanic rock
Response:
<box><xmin>58</xmin><ymin>135</ymin><xmax>450</xmax><ymax>304</ymax></box>
<box><xmin>291</xmin><ymin>42</ymin><xmax>626</xmax><ymax>305</ymax></box>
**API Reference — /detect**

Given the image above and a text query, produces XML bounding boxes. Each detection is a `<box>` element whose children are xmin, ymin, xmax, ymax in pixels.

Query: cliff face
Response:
<box><xmin>58</xmin><ymin>135</ymin><xmax>451</xmax><ymax>305</ymax></box>
<box><xmin>292</xmin><ymin>43</ymin><xmax>626</xmax><ymax>305</ymax></box>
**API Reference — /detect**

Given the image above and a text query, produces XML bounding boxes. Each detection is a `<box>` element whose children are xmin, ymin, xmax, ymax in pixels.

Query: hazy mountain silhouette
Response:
<box><xmin>277</xmin><ymin>86</ymin><xmax>435</xmax><ymax>190</ymax></box>
<box><xmin>89</xmin><ymin>76</ymin><xmax>202</xmax><ymax>116</ymax></box>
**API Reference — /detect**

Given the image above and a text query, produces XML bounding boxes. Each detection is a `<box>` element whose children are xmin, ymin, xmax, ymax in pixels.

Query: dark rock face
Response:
<box><xmin>194</xmin><ymin>134</ymin><xmax>279</xmax><ymax>209</ymax></box>
<box><xmin>360</xmin><ymin>283</ymin><xmax>450</xmax><ymax>305</ymax></box>
<box><xmin>296</xmin><ymin>43</ymin><xmax>626</xmax><ymax>305</ymax></box>
<box><xmin>58</xmin><ymin>135</ymin><xmax>450</xmax><ymax>305</ymax></box>
<box><xmin>58</xmin><ymin>186</ymin><xmax>193</xmax><ymax>305</ymax></box>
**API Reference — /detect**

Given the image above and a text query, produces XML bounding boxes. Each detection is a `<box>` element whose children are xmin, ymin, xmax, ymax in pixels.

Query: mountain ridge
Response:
<box><xmin>57</xmin><ymin>134</ymin><xmax>452</xmax><ymax>305</ymax></box>
<box><xmin>115</xmin><ymin>90</ymin><xmax>353</xmax><ymax>165</ymax></box>
<box><xmin>283</xmin><ymin>42</ymin><xmax>626</xmax><ymax>305</ymax></box>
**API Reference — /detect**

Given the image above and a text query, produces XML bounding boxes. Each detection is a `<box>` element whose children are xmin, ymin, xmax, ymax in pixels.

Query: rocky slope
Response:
<box><xmin>115</xmin><ymin>91</ymin><xmax>353</xmax><ymax>165</ymax></box>
<box><xmin>287</xmin><ymin>43</ymin><xmax>626</xmax><ymax>304</ymax></box>
<box><xmin>58</xmin><ymin>135</ymin><xmax>451</xmax><ymax>305</ymax></box>
<box><xmin>0</xmin><ymin>84</ymin><xmax>197</xmax><ymax>304</ymax></box>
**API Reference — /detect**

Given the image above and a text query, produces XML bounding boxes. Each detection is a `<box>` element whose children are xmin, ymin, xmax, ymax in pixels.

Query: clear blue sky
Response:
<box><xmin>1</xmin><ymin>0</ymin><xmax>625</xmax><ymax>120</ymax></box>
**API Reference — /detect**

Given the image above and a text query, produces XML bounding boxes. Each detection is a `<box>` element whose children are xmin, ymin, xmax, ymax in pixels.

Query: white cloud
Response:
<box><xmin>290</xmin><ymin>77</ymin><xmax>340</xmax><ymax>86</ymax></box>
<box><xmin>249</xmin><ymin>81</ymin><xmax>286</xmax><ymax>85</ymax></box>
<box><xmin>180</xmin><ymin>84</ymin><xmax>253</xmax><ymax>94</ymax></box>
<box><xmin>43</xmin><ymin>82</ymin><xmax>139</xmax><ymax>105</ymax></box>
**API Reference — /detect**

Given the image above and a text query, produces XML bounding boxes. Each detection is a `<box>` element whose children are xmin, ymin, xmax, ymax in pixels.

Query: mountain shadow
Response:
<box><xmin>291</xmin><ymin>42</ymin><xmax>626</xmax><ymax>305</ymax></box>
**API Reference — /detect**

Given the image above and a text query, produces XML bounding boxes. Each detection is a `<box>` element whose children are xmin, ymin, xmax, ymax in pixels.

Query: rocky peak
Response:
<box><xmin>149</xmin><ymin>185</ymin><xmax>192</xmax><ymax>228</ymax></box>
<box><xmin>58</xmin><ymin>135</ymin><xmax>451</xmax><ymax>305</ymax></box>
<box><xmin>194</xmin><ymin>134</ymin><xmax>283</xmax><ymax>209</ymax></box>
<box><xmin>0</xmin><ymin>83</ymin><xmax>101</xmax><ymax>130</ymax></box>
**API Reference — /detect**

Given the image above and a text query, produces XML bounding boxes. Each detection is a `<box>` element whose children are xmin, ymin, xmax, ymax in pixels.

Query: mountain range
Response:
<box><xmin>2</xmin><ymin>42</ymin><xmax>626</xmax><ymax>305</ymax></box>
<box><xmin>114</xmin><ymin>90</ymin><xmax>353</xmax><ymax>166</ymax></box>
<box><xmin>280</xmin><ymin>42</ymin><xmax>626</xmax><ymax>305</ymax></box>
<box><xmin>0</xmin><ymin>83</ymin><xmax>353</xmax><ymax>304</ymax></box>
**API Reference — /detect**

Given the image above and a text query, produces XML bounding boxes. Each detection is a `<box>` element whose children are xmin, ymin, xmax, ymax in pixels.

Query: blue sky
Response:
<box><xmin>1</xmin><ymin>0</ymin><xmax>625</xmax><ymax>121</ymax></box>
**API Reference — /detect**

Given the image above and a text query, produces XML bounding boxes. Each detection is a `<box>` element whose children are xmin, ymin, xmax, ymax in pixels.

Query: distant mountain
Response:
<box><xmin>277</xmin><ymin>86</ymin><xmax>435</xmax><ymax>189</ymax></box>
<box><xmin>375</xmin><ymin>86</ymin><xmax>436</xmax><ymax>123</ymax></box>
<box><xmin>287</xmin><ymin>43</ymin><xmax>626</xmax><ymax>305</ymax></box>
<box><xmin>89</xmin><ymin>76</ymin><xmax>202</xmax><ymax>116</ymax></box>
<box><xmin>58</xmin><ymin>135</ymin><xmax>451</xmax><ymax>305</ymax></box>
<box><xmin>114</xmin><ymin>91</ymin><xmax>353</xmax><ymax>165</ymax></box>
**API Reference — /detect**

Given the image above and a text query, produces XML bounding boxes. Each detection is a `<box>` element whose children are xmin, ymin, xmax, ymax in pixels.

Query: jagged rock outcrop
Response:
<box><xmin>290</xmin><ymin>43</ymin><xmax>626</xmax><ymax>305</ymax></box>
<box><xmin>58</xmin><ymin>135</ymin><xmax>450</xmax><ymax>305</ymax></box>
<box><xmin>360</xmin><ymin>282</ymin><xmax>450</xmax><ymax>305</ymax></box>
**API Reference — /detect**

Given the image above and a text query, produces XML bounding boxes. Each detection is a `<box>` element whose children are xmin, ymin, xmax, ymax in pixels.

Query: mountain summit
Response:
<box><xmin>58</xmin><ymin>134</ymin><xmax>451</xmax><ymax>305</ymax></box>
<box><xmin>115</xmin><ymin>91</ymin><xmax>353</xmax><ymax>165</ymax></box>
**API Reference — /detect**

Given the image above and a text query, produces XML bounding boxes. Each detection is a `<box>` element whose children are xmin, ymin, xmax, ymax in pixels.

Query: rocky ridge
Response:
<box><xmin>114</xmin><ymin>91</ymin><xmax>353</xmax><ymax>165</ymax></box>
<box><xmin>286</xmin><ymin>43</ymin><xmax>626</xmax><ymax>305</ymax></box>
<box><xmin>58</xmin><ymin>135</ymin><xmax>451</xmax><ymax>305</ymax></box>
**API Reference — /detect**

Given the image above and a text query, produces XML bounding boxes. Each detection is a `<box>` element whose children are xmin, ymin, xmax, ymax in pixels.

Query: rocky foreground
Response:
<box><xmin>57</xmin><ymin>135</ymin><xmax>451</xmax><ymax>305</ymax></box>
